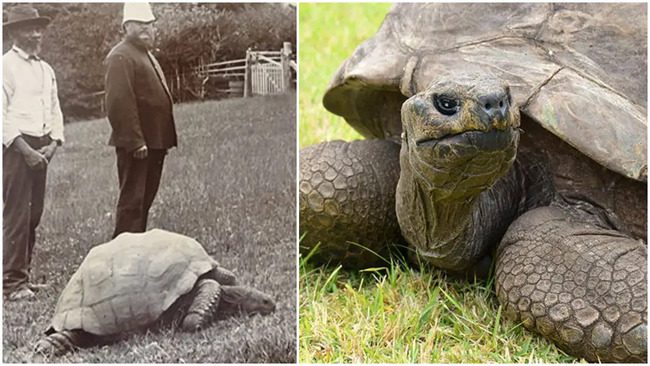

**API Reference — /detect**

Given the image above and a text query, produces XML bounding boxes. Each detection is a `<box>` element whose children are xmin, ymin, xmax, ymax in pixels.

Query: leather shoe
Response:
<box><xmin>27</xmin><ymin>282</ymin><xmax>48</xmax><ymax>292</ymax></box>
<box><xmin>4</xmin><ymin>287</ymin><xmax>36</xmax><ymax>301</ymax></box>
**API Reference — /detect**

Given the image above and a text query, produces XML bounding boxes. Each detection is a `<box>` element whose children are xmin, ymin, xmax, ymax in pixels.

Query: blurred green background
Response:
<box><xmin>298</xmin><ymin>2</ymin><xmax>392</xmax><ymax>147</ymax></box>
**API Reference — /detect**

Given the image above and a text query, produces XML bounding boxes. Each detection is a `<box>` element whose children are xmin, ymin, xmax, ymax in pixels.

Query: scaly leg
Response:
<box><xmin>33</xmin><ymin>329</ymin><xmax>91</xmax><ymax>359</ymax></box>
<box><xmin>496</xmin><ymin>206</ymin><xmax>646</xmax><ymax>362</ymax></box>
<box><xmin>212</xmin><ymin>266</ymin><xmax>237</xmax><ymax>285</ymax></box>
<box><xmin>181</xmin><ymin>278</ymin><xmax>221</xmax><ymax>331</ymax></box>
<box><xmin>299</xmin><ymin>140</ymin><xmax>402</xmax><ymax>267</ymax></box>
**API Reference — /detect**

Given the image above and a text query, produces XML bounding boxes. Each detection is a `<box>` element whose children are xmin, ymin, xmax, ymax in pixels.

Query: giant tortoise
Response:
<box><xmin>299</xmin><ymin>3</ymin><xmax>646</xmax><ymax>362</ymax></box>
<box><xmin>34</xmin><ymin>229</ymin><xmax>275</xmax><ymax>358</ymax></box>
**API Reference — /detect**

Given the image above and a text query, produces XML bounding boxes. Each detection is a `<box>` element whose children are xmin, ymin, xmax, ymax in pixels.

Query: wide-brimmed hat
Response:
<box><xmin>3</xmin><ymin>5</ymin><xmax>51</xmax><ymax>31</ymax></box>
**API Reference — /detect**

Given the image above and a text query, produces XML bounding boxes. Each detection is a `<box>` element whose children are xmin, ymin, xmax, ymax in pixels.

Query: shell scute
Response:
<box><xmin>324</xmin><ymin>3</ymin><xmax>647</xmax><ymax>181</ymax></box>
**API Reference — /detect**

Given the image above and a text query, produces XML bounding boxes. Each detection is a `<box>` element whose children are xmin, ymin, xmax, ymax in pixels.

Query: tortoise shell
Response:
<box><xmin>323</xmin><ymin>3</ymin><xmax>647</xmax><ymax>182</ymax></box>
<box><xmin>49</xmin><ymin>229</ymin><xmax>219</xmax><ymax>335</ymax></box>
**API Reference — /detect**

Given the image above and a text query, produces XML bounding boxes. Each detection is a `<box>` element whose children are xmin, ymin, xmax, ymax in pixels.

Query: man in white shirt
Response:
<box><xmin>3</xmin><ymin>5</ymin><xmax>64</xmax><ymax>301</ymax></box>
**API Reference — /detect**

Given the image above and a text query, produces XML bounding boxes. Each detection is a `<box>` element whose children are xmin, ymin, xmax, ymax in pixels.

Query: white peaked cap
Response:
<box><xmin>122</xmin><ymin>2</ymin><xmax>155</xmax><ymax>25</ymax></box>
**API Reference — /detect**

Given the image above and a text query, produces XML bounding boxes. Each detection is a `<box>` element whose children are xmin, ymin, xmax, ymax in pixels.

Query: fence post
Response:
<box><xmin>244</xmin><ymin>48</ymin><xmax>252</xmax><ymax>98</ymax></box>
<box><xmin>281</xmin><ymin>42</ymin><xmax>292</xmax><ymax>92</ymax></box>
<box><xmin>175</xmin><ymin>68</ymin><xmax>180</xmax><ymax>102</ymax></box>
<box><xmin>199</xmin><ymin>57</ymin><xmax>205</xmax><ymax>100</ymax></box>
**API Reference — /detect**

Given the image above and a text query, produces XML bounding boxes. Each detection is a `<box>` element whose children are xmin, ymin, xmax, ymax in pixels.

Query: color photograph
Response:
<box><xmin>299</xmin><ymin>3</ymin><xmax>647</xmax><ymax>363</ymax></box>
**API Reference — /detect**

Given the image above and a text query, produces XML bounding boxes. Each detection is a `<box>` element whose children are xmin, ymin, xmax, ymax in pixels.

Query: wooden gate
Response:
<box><xmin>245</xmin><ymin>42</ymin><xmax>295</xmax><ymax>97</ymax></box>
<box><xmin>250</xmin><ymin>58</ymin><xmax>284</xmax><ymax>95</ymax></box>
<box><xmin>192</xmin><ymin>42</ymin><xmax>296</xmax><ymax>99</ymax></box>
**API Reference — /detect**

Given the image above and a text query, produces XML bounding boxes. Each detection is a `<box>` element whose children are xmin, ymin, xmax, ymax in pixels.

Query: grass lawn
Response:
<box><xmin>298</xmin><ymin>3</ymin><xmax>579</xmax><ymax>363</ymax></box>
<box><xmin>3</xmin><ymin>93</ymin><xmax>296</xmax><ymax>363</ymax></box>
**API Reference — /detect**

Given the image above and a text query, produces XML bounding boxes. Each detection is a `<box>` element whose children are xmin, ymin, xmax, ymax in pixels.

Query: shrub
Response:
<box><xmin>2</xmin><ymin>3</ymin><xmax>296</xmax><ymax>121</ymax></box>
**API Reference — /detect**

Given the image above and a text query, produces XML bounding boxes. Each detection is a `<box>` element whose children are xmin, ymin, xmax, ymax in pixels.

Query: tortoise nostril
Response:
<box><xmin>480</xmin><ymin>94</ymin><xmax>509</xmax><ymax>120</ymax></box>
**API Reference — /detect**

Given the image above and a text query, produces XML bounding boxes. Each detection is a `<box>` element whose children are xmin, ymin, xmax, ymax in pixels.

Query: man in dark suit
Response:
<box><xmin>105</xmin><ymin>3</ymin><xmax>177</xmax><ymax>238</ymax></box>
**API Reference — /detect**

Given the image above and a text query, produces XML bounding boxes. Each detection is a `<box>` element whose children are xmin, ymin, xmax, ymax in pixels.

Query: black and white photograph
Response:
<box><xmin>2</xmin><ymin>2</ymin><xmax>296</xmax><ymax>362</ymax></box>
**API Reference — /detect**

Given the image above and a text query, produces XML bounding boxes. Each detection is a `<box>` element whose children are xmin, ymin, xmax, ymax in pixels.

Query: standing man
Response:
<box><xmin>3</xmin><ymin>5</ymin><xmax>64</xmax><ymax>301</ymax></box>
<box><xmin>105</xmin><ymin>3</ymin><xmax>177</xmax><ymax>238</ymax></box>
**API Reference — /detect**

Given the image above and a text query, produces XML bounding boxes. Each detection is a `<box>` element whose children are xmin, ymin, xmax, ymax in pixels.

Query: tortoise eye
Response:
<box><xmin>434</xmin><ymin>95</ymin><xmax>459</xmax><ymax>116</ymax></box>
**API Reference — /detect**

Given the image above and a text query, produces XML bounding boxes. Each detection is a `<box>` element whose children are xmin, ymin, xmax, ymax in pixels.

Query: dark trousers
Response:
<box><xmin>113</xmin><ymin>147</ymin><xmax>166</xmax><ymax>238</ymax></box>
<box><xmin>3</xmin><ymin>135</ymin><xmax>51</xmax><ymax>294</ymax></box>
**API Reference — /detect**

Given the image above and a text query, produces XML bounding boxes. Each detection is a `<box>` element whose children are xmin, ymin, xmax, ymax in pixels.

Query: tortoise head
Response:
<box><xmin>219</xmin><ymin>285</ymin><xmax>276</xmax><ymax>317</ymax></box>
<box><xmin>400</xmin><ymin>74</ymin><xmax>520</xmax><ymax>198</ymax></box>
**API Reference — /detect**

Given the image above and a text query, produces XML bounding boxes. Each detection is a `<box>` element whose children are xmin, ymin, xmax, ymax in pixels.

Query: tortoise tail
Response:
<box><xmin>181</xmin><ymin>278</ymin><xmax>221</xmax><ymax>331</ymax></box>
<box><xmin>34</xmin><ymin>330</ymin><xmax>82</xmax><ymax>358</ymax></box>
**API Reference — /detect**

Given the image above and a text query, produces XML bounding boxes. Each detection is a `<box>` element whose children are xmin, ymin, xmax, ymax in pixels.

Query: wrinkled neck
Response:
<box><xmin>396</xmin><ymin>145</ymin><xmax>556</xmax><ymax>274</ymax></box>
<box><xmin>396</xmin><ymin>163</ymin><xmax>481</xmax><ymax>271</ymax></box>
<box><xmin>395</xmin><ymin>143</ymin><xmax>521</xmax><ymax>272</ymax></box>
<box><xmin>216</xmin><ymin>285</ymin><xmax>245</xmax><ymax>318</ymax></box>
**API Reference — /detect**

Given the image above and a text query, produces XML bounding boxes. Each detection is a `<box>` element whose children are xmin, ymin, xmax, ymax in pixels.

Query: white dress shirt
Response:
<box><xmin>3</xmin><ymin>45</ymin><xmax>64</xmax><ymax>147</ymax></box>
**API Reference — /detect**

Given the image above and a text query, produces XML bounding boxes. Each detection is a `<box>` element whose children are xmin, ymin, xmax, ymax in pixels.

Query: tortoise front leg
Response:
<box><xmin>181</xmin><ymin>278</ymin><xmax>221</xmax><ymax>331</ymax></box>
<box><xmin>495</xmin><ymin>206</ymin><xmax>646</xmax><ymax>362</ymax></box>
<box><xmin>212</xmin><ymin>267</ymin><xmax>237</xmax><ymax>285</ymax></box>
<box><xmin>299</xmin><ymin>139</ymin><xmax>402</xmax><ymax>268</ymax></box>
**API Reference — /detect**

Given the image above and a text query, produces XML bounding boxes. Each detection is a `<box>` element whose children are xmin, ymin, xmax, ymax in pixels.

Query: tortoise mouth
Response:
<box><xmin>415</xmin><ymin>128</ymin><xmax>518</xmax><ymax>152</ymax></box>
<box><xmin>406</xmin><ymin>127</ymin><xmax>519</xmax><ymax>197</ymax></box>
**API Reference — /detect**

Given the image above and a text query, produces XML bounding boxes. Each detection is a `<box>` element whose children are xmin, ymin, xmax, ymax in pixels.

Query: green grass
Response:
<box><xmin>298</xmin><ymin>4</ymin><xmax>581</xmax><ymax>363</ymax></box>
<box><xmin>3</xmin><ymin>94</ymin><xmax>296</xmax><ymax>363</ymax></box>
<box><xmin>298</xmin><ymin>2</ymin><xmax>392</xmax><ymax>147</ymax></box>
<box><xmin>299</xmin><ymin>259</ymin><xmax>579</xmax><ymax>363</ymax></box>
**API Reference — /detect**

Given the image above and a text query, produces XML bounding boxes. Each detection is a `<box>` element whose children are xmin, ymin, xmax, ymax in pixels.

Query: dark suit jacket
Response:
<box><xmin>104</xmin><ymin>39</ymin><xmax>177</xmax><ymax>151</ymax></box>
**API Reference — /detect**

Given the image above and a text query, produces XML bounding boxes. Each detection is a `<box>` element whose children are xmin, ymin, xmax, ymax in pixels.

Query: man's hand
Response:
<box><xmin>23</xmin><ymin>148</ymin><xmax>48</xmax><ymax>170</ymax></box>
<box><xmin>38</xmin><ymin>141</ymin><xmax>58</xmax><ymax>162</ymax></box>
<box><xmin>133</xmin><ymin>145</ymin><xmax>148</xmax><ymax>159</ymax></box>
<box><xmin>11</xmin><ymin>137</ymin><xmax>48</xmax><ymax>170</ymax></box>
